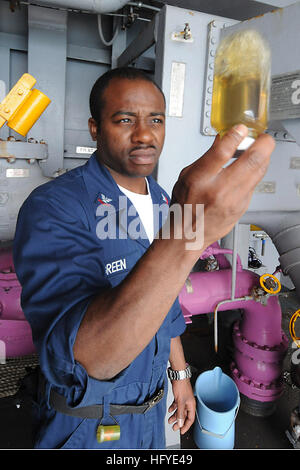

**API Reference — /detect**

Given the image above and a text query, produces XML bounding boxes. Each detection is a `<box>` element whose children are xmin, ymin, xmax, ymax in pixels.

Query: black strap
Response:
<box><xmin>15</xmin><ymin>366</ymin><xmax>165</xmax><ymax>419</ymax></box>
<box><xmin>49</xmin><ymin>386</ymin><xmax>164</xmax><ymax>419</ymax></box>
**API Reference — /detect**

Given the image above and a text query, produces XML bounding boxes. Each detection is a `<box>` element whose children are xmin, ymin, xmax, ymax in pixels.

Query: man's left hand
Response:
<box><xmin>168</xmin><ymin>379</ymin><xmax>196</xmax><ymax>435</ymax></box>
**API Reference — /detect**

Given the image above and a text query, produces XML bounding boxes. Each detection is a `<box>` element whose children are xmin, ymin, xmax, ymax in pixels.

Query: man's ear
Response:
<box><xmin>88</xmin><ymin>117</ymin><xmax>99</xmax><ymax>141</ymax></box>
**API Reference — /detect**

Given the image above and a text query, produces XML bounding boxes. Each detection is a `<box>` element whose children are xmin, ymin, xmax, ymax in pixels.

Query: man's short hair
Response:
<box><xmin>89</xmin><ymin>67</ymin><xmax>165</xmax><ymax>128</ymax></box>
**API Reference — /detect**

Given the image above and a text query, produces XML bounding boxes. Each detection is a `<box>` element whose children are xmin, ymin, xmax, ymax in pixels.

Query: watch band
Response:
<box><xmin>167</xmin><ymin>364</ymin><xmax>192</xmax><ymax>381</ymax></box>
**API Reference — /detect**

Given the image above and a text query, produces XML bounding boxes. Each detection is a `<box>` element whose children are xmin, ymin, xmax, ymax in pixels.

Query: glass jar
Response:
<box><xmin>211</xmin><ymin>29</ymin><xmax>271</xmax><ymax>149</ymax></box>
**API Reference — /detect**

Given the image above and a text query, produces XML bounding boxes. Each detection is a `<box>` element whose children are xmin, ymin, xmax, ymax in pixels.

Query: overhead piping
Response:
<box><xmin>128</xmin><ymin>2</ymin><xmax>160</xmax><ymax>12</ymax></box>
<box><xmin>21</xmin><ymin>0</ymin><xmax>161</xmax><ymax>14</ymax></box>
<box><xmin>96</xmin><ymin>2</ymin><xmax>160</xmax><ymax>46</ymax></box>
<box><xmin>21</xmin><ymin>0</ymin><xmax>131</xmax><ymax>14</ymax></box>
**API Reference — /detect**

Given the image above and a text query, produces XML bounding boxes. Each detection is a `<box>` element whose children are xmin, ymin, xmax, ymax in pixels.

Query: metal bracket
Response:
<box><xmin>171</xmin><ymin>23</ymin><xmax>194</xmax><ymax>43</ymax></box>
<box><xmin>0</xmin><ymin>140</ymin><xmax>48</xmax><ymax>160</ymax></box>
<box><xmin>201</xmin><ymin>20</ymin><xmax>225</xmax><ymax>136</ymax></box>
<box><xmin>117</xmin><ymin>13</ymin><xmax>159</xmax><ymax>68</ymax></box>
<box><xmin>201</xmin><ymin>21</ymin><xmax>217</xmax><ymax>136</ymax></box>
<box><xmin>201</xmin><ymin>19</ymin><xmax>238</xmax><ymax>136</ymax></box>
<box><xmin>265</xmin><ymin>129</ymin><xmax>296</xmax><ymax>142</ymax></box>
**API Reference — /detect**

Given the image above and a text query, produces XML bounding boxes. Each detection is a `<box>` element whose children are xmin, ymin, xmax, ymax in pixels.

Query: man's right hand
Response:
<box><xmin>170</xmin><ymin>124</ymin><xmax>275</xmax><ymax>252</ymax></box>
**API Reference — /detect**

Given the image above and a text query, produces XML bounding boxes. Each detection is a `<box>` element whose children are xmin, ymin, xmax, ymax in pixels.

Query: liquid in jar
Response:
<box><xmin>211</xmin><ymin>29</ymin><xmax>271</xmax><ymax>146</ymax></box>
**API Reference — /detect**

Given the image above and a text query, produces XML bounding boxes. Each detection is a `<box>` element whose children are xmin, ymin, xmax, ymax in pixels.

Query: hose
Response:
<box><xmin>97</xmin><ymin>14</ymin><xmax>120</xmax><ymax>46</ymax></box>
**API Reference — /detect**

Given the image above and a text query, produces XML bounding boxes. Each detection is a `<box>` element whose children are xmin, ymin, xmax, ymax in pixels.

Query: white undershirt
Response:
<box><xmin>117</xmin><ymin>178</ymin><xmax>154</xmax><ymax>243</ymax></box>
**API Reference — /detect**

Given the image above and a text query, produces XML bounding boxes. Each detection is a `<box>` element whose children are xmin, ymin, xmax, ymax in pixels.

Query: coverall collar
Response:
<box><xmin>82</xmin><ymin>152</ymin><xmax>168</xmax><ymax>249</ymax></box>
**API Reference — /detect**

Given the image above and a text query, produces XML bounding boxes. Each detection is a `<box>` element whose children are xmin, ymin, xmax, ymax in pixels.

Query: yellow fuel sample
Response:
<box><xmin>211</xmin><ymin>29</ymin><xmax>271</xmax><ymax>141</ymax></box>
<box><xmin>0</xmin><ymin>73</ymin><xmax>51</xmax><ymax>136</ymax></box>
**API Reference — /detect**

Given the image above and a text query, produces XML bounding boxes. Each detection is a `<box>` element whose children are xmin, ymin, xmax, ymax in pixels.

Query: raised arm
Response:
<box><xmin>73</xmin><ymin>125</ymin><xmax>275</xmax><ymax>380</ymax></box>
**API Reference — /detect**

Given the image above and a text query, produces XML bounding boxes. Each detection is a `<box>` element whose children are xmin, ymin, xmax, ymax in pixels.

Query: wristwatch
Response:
<box><xmin>167</xmin><ymin>363</ymin><xmax>192</xmax><ymax>381</ymax></box>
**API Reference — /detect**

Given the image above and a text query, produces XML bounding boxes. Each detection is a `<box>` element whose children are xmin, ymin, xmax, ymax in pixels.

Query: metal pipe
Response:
<box><xmin>128</xmin><ymin>2</ymin><xmax>161</xmax><ymax>12</ymax></box>
<box><xmin>22</xmin><ymin>0</ymin><xmax>131</xmax><ymax>14</ymax></box>
<box><xmin>21</xmin><ymin>0</ymin><xmax>161</xmax><ymax>14</ymax></box>
<box><xmin>199</xmin><ymin>244</ymin><xmax>243</xmax><ymax>271</ymax></box>
<box><xmin>105</xmin><ymin>13</ymin><xmax>151</xmax><ymax>21</ymax></box>
<box><xmin>214</xmin><ymin>296</ymin><xmax>253</xmax><ymax>353</ymax></box>
<box><xmin>231</xmin><ymin>223</ymin><xmax>239</xmax><ymax>300</ymax></box>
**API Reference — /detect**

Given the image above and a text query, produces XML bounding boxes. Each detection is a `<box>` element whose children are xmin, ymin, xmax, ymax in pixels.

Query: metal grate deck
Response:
<box><xmin>0</xmin><ymin>355</ymin><xmax>39</xmax><ymax>398</ymax></box>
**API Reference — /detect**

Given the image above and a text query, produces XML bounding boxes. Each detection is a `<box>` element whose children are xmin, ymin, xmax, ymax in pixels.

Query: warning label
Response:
<box><xmin>270</xmin><ymin>70</ymin><xmax>300</xmax><ymax>120</ymax></box>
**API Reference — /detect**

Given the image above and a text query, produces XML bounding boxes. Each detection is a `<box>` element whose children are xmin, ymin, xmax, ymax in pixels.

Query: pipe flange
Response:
<box><xmin>232</xmin><ymin>322</ymin><xmax>289</xmax><ymax>362</ymax></box>
<box><xmin>230</xmin><ymin>362</ymin><xmax>284</xmax><ymax>399</ymax></box>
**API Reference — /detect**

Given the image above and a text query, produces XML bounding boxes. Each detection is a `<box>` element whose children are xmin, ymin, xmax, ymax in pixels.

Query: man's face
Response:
<box><xmin>89</xmin><ymin>78</ymin><xmax>166</xmax><ymax>180</ymax></box>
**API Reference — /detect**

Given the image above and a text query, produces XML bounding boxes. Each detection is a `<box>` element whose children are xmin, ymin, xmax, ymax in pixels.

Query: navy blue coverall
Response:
<box><xmin>13</xmin><ymin>152</ymin><xmax>186</xmax><ymax>449</ymax></box>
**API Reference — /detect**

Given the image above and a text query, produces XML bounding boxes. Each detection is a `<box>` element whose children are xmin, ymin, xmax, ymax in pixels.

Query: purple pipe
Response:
<box><xmin>0</xmin><ymin>247</ymin><xmax>36</xmax><ymax>357</ymax></box>
<box><xmin>179</xmin><ymin>268</ymin><xmax>257</xmax><ymax>324</ymax></box>
<box><xmin>0</xmin><ymin>245</ymin><xmax>14</xmax><ymax>272</ymax></box>
<box><xmin>199</xmin><ymin>241</ymin><xmax>235</xmax><ymax>270</ymax></box>
<box><xmin>179</xmin><ymin>262</ymin><xmax>288</xmax><ymax>402</ymax></box>
<box><xmin>0</xmin><ymin>270</ymin><xmax>25</xmax><ymax>321</ymax></box>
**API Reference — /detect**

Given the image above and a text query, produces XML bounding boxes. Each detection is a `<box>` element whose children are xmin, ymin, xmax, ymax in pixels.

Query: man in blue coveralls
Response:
<box><xmin>13</xmin><ymin>67</ymin><xmax>275</xmax><ymax>449</ymax></box>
